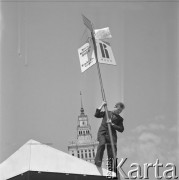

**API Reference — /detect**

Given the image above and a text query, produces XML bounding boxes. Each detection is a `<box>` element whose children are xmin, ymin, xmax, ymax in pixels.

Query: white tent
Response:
<box><xmin>0</xmin><ymin>139</ymin><xmax>116</xmax><ymax>180</ymax></box>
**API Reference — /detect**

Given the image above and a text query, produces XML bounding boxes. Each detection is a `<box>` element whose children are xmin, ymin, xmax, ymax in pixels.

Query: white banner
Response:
<box><xmin>78</xmin><ymin>42</ymin><xmax>96</xmax><ymax>72</ymax></box>
<box><xmin>96</xmin><ymin>40</ymin><xmax>116</xmax><ymax>65</ymax></box>
<box><xmin>94</xmin><ymin>27</ymin><xmax>112</xmax><ymax>40</ymax></box>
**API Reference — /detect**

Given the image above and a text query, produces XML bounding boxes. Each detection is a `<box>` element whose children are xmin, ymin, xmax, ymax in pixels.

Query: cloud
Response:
<box><xmin>132</xmin><ymin>122</ymin><xmax>166</xmax><ymax>134</ymax></box>
<box><xmin>132</xmin><ymin>124</ymin><xmax>147</xmax><ymax>133</ymax></box>
<box><xmin>153</xmin><ymin>115</ymin><xmax>165</xmax><ymax>121</ymax></box>
<box><xmin>118</xmin><ymin>121</ymin><xmax>178</xmax><ymax>165</ymax></box>
<box><xmin>169</xmin><ymin>126</ymin><xmax>178</xmax><ymax>132</ymax></box>
<box><xmin>148</xmin><ymin>123</ymin><xmax>166</xmax><ymax>131</ymax></box>
<box><xmin>138</xmin><ymin>132</ymin><xmax>161</xmax><ymax>145</ymax></box>
<box><xmin>137</xmin><ymin>132</ymin><xmax>164</xmax><ymax>162</ymax></box>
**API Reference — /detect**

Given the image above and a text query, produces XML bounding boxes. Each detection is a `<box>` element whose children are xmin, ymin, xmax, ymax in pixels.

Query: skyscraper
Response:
<box><xmin>68</xmin><ymin>93</ymin><xmax>98</xmax><ymax>164</ymax></box>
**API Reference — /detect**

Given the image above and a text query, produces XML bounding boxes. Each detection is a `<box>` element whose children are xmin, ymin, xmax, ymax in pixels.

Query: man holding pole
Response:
<box><xmin>94</xmin><ymin>101</ymin><xmax>125</xmax><ymax>169</ymax></box>
<box><xmin>80</xmin><ymin>14</ymin><xmax>124</xmax><ymax>175</ymax></box>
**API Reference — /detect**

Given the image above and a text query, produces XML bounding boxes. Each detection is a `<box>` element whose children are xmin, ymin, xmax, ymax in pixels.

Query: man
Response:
<box><xmin>94</xmin><ymin>101</ymin><xmax>125</xmax><ymax>168</ymax></box>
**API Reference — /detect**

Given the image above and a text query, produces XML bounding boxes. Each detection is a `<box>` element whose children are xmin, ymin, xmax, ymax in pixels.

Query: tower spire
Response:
<box><xmin>80</xmin><ymin>91</ymin><xmax>84</xmax><ymax>114</ymax></box>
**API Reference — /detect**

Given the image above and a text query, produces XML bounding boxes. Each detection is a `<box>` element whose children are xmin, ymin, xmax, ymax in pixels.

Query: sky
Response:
<box><xmin>0</xmin><ymin>0</ymin><xmax>178</xmax><ymax>174</ymax></box>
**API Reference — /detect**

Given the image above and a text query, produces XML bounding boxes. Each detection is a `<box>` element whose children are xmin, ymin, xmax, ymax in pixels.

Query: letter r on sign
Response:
<box><xmin>99</xmin><ymin>43</ymin><xmax>109</xmax><ymax>59</ymax></box>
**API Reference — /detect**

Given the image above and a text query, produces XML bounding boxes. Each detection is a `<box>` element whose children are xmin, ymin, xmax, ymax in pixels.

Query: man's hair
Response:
<box><xmin>115</xmin><ymin>102</ymin><xmax>125</xmax><ymax>110</ymax></box>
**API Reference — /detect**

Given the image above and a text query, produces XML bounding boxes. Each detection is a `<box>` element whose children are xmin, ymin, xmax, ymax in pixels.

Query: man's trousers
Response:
<box><xmin>94</xmin><ymin>134</ymin><xmax>117</xmax><ymax>167</ymax></box>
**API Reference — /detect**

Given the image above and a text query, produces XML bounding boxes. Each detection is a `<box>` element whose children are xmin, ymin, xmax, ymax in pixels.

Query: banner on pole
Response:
<box><xmin>94</xmin><ymin>27</ymin><xmax>112</xmax><ymax>40</ymax></box>
<box><xmin>78</xmin><ymin>42</ymin><xmax>96</xmax><ymax>72</ymax></box>
<box><xmin>96</xmin><ymin>40</ymin><xmax>116</xmax><ymax>65</ymax></box>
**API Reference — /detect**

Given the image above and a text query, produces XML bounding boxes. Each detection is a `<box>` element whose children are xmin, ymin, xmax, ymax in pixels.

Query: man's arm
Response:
<box><xmin>94</xmin><ymin>101</ymin><xmax>106</xmax><ymax>118</ymax></box>
<box><xmin>111</xmin><ymin>122</ymin><xmax>124</xmax><ymax>132</ymax></box>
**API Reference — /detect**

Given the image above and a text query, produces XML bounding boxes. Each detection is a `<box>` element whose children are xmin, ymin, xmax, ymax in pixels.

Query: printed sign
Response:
<box><xmin>96</xmin><ymin>40</ymin><xmax>116</xmax><ymax>65</ymax></box>
<box><xmin>78</xmin><ymin>42</ymin><xmax>96</xmax><ymax>72</ymax></box>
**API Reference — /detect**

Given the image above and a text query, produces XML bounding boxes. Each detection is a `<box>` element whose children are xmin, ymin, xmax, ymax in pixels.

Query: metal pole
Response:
<box><xmin>91</xmin><ymin>32</ymin><xmax>117</xmax><ymax>173</ymax></box>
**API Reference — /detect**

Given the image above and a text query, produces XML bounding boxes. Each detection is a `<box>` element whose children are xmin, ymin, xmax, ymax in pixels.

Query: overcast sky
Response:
<box><xmin>0</xmin><ymin>0</ymin><xmax>178</xmax><ymax>170</ymax></box>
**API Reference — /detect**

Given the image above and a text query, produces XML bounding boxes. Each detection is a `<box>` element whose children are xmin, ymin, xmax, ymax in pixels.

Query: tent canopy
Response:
<box><xmin>0</xmin><ymin>140</ymin><xmax>116</xmax><ymax>180</ymax></box>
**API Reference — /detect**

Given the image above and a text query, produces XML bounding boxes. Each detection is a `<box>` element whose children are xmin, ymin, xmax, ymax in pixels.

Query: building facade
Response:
<box><xmin>68</xmin><ymin>94</ymin><xmax>99</xmax><ymax>164</ymax></box>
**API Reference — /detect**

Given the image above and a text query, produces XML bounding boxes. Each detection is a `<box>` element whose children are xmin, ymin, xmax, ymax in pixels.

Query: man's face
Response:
<box><xmin>114</xmin><ymin>106</ymin><xmax>123</xmax><ymax>114</ymax></box>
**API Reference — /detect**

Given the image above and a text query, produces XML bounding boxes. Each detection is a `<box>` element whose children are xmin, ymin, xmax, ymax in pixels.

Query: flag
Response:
<box><xmin>82</xmin><ymin>14</ymin><xmax>94</xmax><ymax>32</ymax></box>
<box><xmin>94</xmin><ymin>27</ymin><xmax>112</xmax><ymax>40</ymax></box>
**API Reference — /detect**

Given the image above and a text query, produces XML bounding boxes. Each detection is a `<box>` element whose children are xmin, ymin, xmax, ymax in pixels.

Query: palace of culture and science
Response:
<box><xmin>68</xmin><ymin>93</ymin><xmax>99</xmax><ymax>164</ymax></box>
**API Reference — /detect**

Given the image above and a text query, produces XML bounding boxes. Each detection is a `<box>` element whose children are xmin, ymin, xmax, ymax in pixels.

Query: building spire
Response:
<box><xmin>80</xmin><ymin>91</ymin><xmax>84</xmax><ymax>114</ymax></box>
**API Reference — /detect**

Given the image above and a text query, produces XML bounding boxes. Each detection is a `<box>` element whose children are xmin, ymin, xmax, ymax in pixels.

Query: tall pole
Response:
<box><xmin>81</xmin><ymin>14</ymin><xmax>118</xmax><ymax>177</ymax></box>
<box><xmin>91</xmin><ymin>32</ymin><xmax>117</xmax><ymax>173</ymax></box>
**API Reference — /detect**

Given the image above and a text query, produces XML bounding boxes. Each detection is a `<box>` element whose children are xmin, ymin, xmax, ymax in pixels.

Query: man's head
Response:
<box><xmin>114</xmin><ymin>102</ymin><xmax>125</xmax><ymax>114</ymax></box>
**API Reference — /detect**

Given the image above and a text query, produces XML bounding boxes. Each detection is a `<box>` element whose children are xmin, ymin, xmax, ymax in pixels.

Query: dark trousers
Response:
<box><xmin>95</xmin><ymin>134</ymin><xmax>117</xmax><ymax>167</ymax></box>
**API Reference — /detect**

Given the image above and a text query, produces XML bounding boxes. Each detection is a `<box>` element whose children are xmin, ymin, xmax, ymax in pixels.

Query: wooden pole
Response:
<box><xmin>91</xmin><ymin>32</ymin><xmax>117</xmax><ymax>174</ymax></box>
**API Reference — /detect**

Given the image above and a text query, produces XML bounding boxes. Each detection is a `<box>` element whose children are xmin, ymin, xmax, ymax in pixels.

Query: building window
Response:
<box><xmin>77</xmin><ymin>150</ymin><xmax>80</xmax><ymax>158</ymax></box>
<box><xmin>81</xmin><ymin>150</ymin><xmax>83</xmax><ymax>159</ymax></box>
<box><xmin>85</xmin><ymin>150</ymin><xmax>87</xmax><ymax>158</ymax></box>
<box><xmin>89</xmin><ymin>150</ymin><xmax>91</xmax><ymax>158</ymax></box>
<box><xmin>92</xmin><ymin>149</ymin><xmax>95</xmax><ymax>157</ymax></box>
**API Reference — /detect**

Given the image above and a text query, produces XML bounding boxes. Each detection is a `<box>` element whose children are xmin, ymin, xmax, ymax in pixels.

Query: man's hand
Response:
<box><xmin>107</xmin><ymin>119</ymin><xmax>116</xmax><ymax>127</ymax></box>
<box><xmin>98</xmin><ymin>101</ymin><xmax>107</xmax><ymax>110</ymax></box>
<box><xmin>101</xmin><ymin>101</ymin><xmax>107</xmax><ymax>107</ymax></box>
<box><xmin>107</xmin><ymin>119</ymin><xmax>112</xmax><ymax>124</ymax></box>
